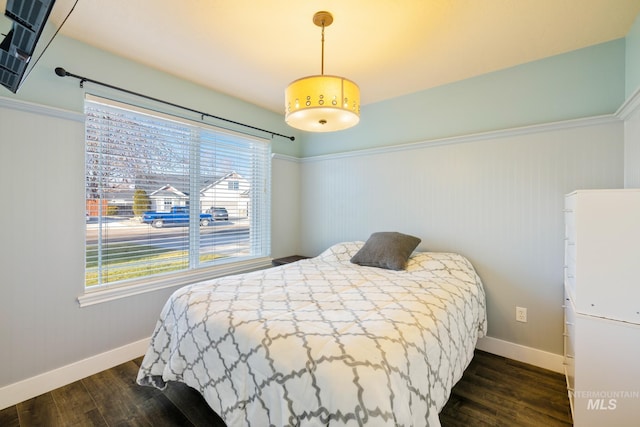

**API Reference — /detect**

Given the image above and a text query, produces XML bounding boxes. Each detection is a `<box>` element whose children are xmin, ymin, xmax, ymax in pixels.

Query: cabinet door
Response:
<box><xmin>570</xmin><ymin>190</ymin><xmax>640</xmax><ymax>324</ymax></box>
<box><xmin>573</xmin><ymin>315</ymin><xmax>640</xmax><ymax>426</ymax></box>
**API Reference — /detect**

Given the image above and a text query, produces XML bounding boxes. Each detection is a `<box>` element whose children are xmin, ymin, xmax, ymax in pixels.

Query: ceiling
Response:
<box><xmin>10</xmin><ymin>1</ymin><xmax>640</xmax><ymax>113</ymax></box>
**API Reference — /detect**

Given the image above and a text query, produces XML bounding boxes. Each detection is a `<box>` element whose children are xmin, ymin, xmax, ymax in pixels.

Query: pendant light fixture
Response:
<box><xmin>285</xmin><ymin>11</ymin><xmax>360</xmax><ymax>132</ymax></box>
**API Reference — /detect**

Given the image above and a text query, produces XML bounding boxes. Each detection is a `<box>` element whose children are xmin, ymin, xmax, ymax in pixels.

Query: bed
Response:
<box><xmin>137</xmin><ymin>239</ymin><xmax>487</xmax><ymax>426</ymax></box>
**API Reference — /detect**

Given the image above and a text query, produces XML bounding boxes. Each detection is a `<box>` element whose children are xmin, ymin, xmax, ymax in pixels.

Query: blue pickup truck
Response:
<box><xmin>142</xmin><ymin>206</ymin><xmax>213</xmax><ymax>228</ymax></box>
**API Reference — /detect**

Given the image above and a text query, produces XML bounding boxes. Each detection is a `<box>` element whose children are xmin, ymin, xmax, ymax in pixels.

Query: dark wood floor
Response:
<box><xmin>0</xmin><ymin>350</ymin><xmax>571</xmax><ymax>426</ymax></box>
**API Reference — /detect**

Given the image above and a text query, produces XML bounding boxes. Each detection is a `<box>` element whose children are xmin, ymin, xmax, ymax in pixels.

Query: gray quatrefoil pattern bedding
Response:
<box><xmin>137</xmin><ymin>241</ymin><xmax>487</xmax><ymax>426</ymax></box>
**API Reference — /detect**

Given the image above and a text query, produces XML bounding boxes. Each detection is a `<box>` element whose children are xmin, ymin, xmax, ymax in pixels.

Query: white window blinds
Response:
<box><xmin>85</xmin><ymin>96</ymin><xmax>271</xmax><ymax>288</ymax></box>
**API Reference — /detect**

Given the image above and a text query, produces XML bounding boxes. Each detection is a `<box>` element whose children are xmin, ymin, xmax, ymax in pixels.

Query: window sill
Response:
<box><xmin>77</xmin><ymin>257</ymin><xmax>273</xmax><ymax>307</ymax></box>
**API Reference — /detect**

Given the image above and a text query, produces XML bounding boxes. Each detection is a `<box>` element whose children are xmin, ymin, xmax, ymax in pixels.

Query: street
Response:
<box><xmin>86</xmin><ymin>217</ymin><xmax>250</xmax><ymax>252</ymax></box>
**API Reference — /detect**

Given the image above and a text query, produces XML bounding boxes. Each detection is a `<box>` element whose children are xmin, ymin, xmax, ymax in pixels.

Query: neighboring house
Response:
<box><xmin>148</xmin><ymin>184</ymin><xmax>188</xmax><ymax>212</ymax></box>
<box><xmin>201</xmin><ymin>172</ymin><xmax>250</xmax><ymax>218</ymax></box>
<box><xmin>89</xmin><ymin>171</ymin><xmax>250</xmax><ymax>218</ymax></box>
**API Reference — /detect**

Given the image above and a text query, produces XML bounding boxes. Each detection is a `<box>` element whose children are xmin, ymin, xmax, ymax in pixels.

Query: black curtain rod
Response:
<box><xmin>54</xmin><ymin>67</ymin><xmax>295</xmax><ymax>141</ymax></box>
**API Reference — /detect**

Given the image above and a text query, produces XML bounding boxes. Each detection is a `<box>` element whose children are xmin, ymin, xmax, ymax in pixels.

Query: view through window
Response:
<box><xmin>85</xmin><ymin>96</ymin><xmax>271</xmax><ymax>288</ymax></box>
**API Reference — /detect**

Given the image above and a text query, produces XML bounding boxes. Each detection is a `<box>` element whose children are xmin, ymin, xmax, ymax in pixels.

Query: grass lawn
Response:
<box><xmin>86</xmin><ymin>242</ymin><xmax>223</xmax><ymax>286</ymax></box>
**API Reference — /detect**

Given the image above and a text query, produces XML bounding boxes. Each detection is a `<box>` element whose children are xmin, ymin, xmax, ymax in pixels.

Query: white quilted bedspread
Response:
<box><xmin>137</xmin><ymin>242</ymin><xmax>487</xmax><ymax>426</ymax></box>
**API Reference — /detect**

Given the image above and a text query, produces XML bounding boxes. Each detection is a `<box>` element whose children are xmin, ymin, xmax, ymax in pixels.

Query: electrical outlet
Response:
<box><xmin>516</xmin><ymin>306</ymin><xmax>527</xmax><ymax>323</ymax></box>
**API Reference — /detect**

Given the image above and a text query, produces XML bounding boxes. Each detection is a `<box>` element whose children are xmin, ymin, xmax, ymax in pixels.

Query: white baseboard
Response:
<box><xmin>0</xmin><ymin>337</ymin><xmax>150</xmax><ymax>411</ymax></box>
<box><xmin>476</xmin><ymin>335</ymin><xmax>564</xmax><ymax>373</ymax></box>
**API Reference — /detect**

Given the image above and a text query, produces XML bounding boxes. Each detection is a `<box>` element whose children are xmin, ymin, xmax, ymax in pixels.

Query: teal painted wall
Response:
<box><xmin>301</xmin><ymin>40</ymin><xmax>626</xmax><ymax>157</ymax></box>
<box><xmin>6</xmin><ymin>33</ymin><xmax>630</xmax><ymax>160</ymax></box>
<box><xmin>626</xmin><ymin>14</ymin><xmax>640</xmax><ymax>97</ymax></box>
<box><xmin>3</xmin><ymin>35</ymin><xmax>302</xmax><ymax>157</ymax></box>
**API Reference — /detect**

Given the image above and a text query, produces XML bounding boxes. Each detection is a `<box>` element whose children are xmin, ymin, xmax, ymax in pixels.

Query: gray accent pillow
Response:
<box><xmin>350</xmin><ymin>232</ymin><xmax>421</xmax><ymax>270</ymax></box>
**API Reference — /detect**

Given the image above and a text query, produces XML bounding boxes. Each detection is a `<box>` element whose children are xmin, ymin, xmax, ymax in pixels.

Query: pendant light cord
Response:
<box><xmin>320</xmin><ymin>22</ymin><xmax>325</xmax><ymax>75</ymax></box>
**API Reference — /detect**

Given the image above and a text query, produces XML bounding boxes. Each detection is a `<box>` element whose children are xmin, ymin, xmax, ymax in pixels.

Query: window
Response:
<box><xmin>84</xmin><ymin>96</ymin><xmax>271</xmax><ymax>294</ymax></box>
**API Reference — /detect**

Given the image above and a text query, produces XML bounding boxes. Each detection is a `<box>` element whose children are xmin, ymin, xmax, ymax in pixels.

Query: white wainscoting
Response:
<box><xmin>298</xmin><ymin>116</ymin><xmax>624</xmax><ymax>356</ymax></box>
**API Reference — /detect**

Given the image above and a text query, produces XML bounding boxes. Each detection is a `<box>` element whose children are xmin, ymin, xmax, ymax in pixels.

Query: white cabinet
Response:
<box><xmin>564</xmin><ymin>190</ymin><xmax>640</xmax><ymax>426</ymax></box>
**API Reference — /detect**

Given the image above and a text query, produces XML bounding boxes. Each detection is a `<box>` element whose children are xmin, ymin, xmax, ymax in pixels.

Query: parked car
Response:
<box><xmin>208</xmin><ymin>207</ymin><xmax>229</xmax><ymax>221</ymax></box>
<box><xmin>142</xmin><ymin>206</ymin><xmax>213</xmax><ymax>228</ymax></box>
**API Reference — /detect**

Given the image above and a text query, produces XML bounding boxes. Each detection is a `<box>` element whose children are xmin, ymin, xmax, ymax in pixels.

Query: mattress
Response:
<box><xmin>137</xmin><ymin>241</ymin><xmax>487</xmax><ymax>426</ymax></box>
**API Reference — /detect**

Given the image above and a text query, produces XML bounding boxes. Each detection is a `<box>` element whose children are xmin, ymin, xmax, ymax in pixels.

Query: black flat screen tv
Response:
<box><xmin>0</xmin><ymin>0</ymin><xmax>56</xmax><ymax>93</ymax></box>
